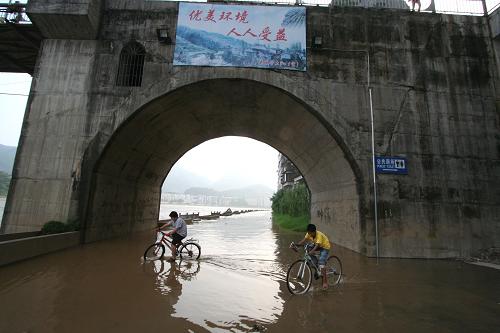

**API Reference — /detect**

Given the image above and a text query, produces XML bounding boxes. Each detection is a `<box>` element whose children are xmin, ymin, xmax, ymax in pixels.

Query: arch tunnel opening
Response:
<box><xmin>84</xmin><ymin>79</ymin><xmax>366</xmax><ymax>254</ymax></box>
<box><xmin>159</xmin><ymin>136</ymin><xmax>280</xmax><ymax>219</ymax></box>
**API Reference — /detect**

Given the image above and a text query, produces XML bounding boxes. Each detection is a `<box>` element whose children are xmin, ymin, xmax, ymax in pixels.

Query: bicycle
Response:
<box><xmin>142</xmin><ymin>255</ymin><xmax>201</xmax><ymax>281</ymax></box>
<box><xmin>286</xmin><ymin>242</ymin><xmax>342</xmax><ymax>294</ymax></box>
<box><xmin>143</xmin><ymin>228</ymin><xmax>201</xmax><ymax>261</ymax></box>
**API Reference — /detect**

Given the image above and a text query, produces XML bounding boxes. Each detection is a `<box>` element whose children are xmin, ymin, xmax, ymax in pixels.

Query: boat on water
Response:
<box><xmin>158</xmin><ymin>212</ymin><xmax>200</xmax><ymax>226</ymax></box>
<box><xmin>221</xmin><ymin>208</ymin><xmax>233</xmax><ymax>216</ymax></box>
<box><xmin>158</xmin><ymin>208</ymin><xmax>257</xmax><ymax>225</ymax></box>
<box><xmin>199</xmin><ymin>214</ymin><xmax>219</xmax><ymax>220</ymax></box>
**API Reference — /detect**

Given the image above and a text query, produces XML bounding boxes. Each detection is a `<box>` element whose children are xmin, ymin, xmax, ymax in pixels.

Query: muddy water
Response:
<box><xmin>1</xmin><ymin>210</ymin><xmax>499</xmax><ymax>333</ymax></box>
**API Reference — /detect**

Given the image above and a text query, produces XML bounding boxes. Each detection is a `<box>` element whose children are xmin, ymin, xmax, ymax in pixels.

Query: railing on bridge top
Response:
<box><xmin>214</xmin><ymin>0</ymin><xmax>500</xmax><ymax>16</ymax></box>
<box><xmin>268</xmin><ymin>0</ymin><xmax>499</xmax><ymax>16</ymax></box>
<box><xmin>1</xmin><ymin>0</ymin><xmax>500</xmax><ymax>26</ymax></box>
<box><xmin>0</xmin><ymin>0</ymin><xmax>30</xmax><ymax>24</ymax></box>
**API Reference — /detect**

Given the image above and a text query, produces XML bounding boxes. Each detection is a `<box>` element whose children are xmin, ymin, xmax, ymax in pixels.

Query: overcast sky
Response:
<box><xmin>0</xmin><ymin>73</ymin><xmax>30</xmax><ymax>147</ymax></box>
<box><xmin>0</xmin><ymin>73</ymin><xmax>279</xmax><ymax>190</ymax></box>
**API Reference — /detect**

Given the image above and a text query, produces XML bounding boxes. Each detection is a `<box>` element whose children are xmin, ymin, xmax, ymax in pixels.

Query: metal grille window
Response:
<box><xmin>116</xmin><ymin>42</ymin><xmax>145</xmax><ymax>87</ymax></box>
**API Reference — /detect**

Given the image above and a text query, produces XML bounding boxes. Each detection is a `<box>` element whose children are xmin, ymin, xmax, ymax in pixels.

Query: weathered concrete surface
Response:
<box><xmin>27</xmin><ymin>0</ymin><xmax>102</xmax><ymax>39</ymax></box>
<box><xmin>1</xmin><ymin>1</ymin><xmax>499</xmax><ymax>258</ymax></box>
<box><xmin>0</xmin><ymin>231</ymin><xmax>40</xmax><ymax>242</ymax></box>
<box><xmin>489</xmin><ymin>7</ymin><xmax>500</xmax><ymax>39</ymax></box>
<box><xmin>0</xmin><ymin>231</ymin><xmax>80</xmax><ymax>267</ymax></box>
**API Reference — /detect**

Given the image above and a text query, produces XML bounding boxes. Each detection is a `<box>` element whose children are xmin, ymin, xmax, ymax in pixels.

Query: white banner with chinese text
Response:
<box><xmin>174</xmin><ymin>3</ymin><xmax>306</xmax><ymax>71</ymax></box>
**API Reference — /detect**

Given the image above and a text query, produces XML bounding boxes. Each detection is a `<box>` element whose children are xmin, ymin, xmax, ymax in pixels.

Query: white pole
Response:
<box><xmin>316</xmin><ymin>47</ymin><xmax>380</xmax><ymax>259</ymax></box>
<box><xmin>368</xmin><ymin>85</ymin><xmax>379</xmax><ymax>260</ymax></box>
<box><xmin>367</xmin><ymin>51</ymin><xmax>379</xmax><ymax>259</ymax></box>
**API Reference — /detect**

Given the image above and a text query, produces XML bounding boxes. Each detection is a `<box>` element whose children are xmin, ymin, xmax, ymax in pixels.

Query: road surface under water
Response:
<box><xmin>0</xmin><ymin>210</ymin><xmax>499</xmax><ymax>332</ymax></box>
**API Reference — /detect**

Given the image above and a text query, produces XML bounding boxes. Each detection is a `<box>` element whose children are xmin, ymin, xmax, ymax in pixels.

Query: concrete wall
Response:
<box><xmin>2</xmin><ymin>0</ymin><xmax>499</xmax><ymax>258</ymax></box>
<box><xmin>0</xmin><ymin>232</ymin><xmax>80</xmax><ymax>267</ymax></box>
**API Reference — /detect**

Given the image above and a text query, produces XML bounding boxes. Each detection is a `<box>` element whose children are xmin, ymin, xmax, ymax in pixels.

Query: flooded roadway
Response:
<box><xmin>0</xmin><ymin>210</ymin><xmax>499</xmax><ymax>332</ymax></box>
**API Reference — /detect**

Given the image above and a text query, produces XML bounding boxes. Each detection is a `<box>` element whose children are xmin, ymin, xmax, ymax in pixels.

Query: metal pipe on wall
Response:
<box><xmin>315</xmin><ymin>47</ymin><xmax>379</xmax><ymax>259</ymax></box>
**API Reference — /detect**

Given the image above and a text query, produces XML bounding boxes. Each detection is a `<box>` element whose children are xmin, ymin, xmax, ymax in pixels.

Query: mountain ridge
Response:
<box><xmin>0</xmin><ymin>144</ymin><xmax>16</xmax><ymax>174</ymax></box>
<box><xmin>1</xmin><ymin>145</ymin><xmax>276</xmax><ymax>198</ymax></box>
<box><xmin>183</xmin><ymin>184</ymin><xmax>274</xmax><ymax>198</ymax></box>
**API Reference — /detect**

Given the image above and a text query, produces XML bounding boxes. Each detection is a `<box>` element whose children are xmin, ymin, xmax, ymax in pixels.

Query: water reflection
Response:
<box><xmin>143</xmin><ymin>211</ymin><xmax>285</xmax><ymax>332</ymax></box>
<box><xmin>0</xmin><ymin>209</ymin><xmax>499</xmax><ymax>333</ymax></box>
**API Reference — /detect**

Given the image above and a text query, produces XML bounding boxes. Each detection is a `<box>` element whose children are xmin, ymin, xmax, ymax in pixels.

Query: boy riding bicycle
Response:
<box><xmin>291</xmin><ymin>223</ymin><xmax>331</xmax><ymax>290</ymax></box>
<box><xmin>159</xmin><ymin>211</ymin><xmax>187</xmax><ymax>261</ymax></box>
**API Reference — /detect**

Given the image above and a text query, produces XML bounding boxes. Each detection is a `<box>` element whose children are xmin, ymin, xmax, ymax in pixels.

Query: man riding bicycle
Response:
<box><xmin>159</xmin><ymin>211</ymin><xmax>187</xmax><ymax>262</ymax></box>
<box><xmin>291</xmin><ymin>223</ymin><xmax>331</xmax><ymax>290</ymax></box>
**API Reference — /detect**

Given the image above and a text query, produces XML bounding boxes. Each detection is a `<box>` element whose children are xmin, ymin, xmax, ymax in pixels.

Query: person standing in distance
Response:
<box><xmin>410</xmin><ymin>0</ymin><xmax>421</xmax><ymax>12</ymax></box>
<box><xmin>160</xmin><ymin>211</ymin><xmax>187</xmax><ymax>261</ymax></box>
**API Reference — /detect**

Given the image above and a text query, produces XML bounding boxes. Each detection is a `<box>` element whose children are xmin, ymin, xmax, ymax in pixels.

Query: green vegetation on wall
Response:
<box><xmin>0</xmin><ymin>171</ymin><xmax>11</xmax><ymax>196</ymax></box>
<box><xmin>272</xmin><ymin>213</ymin><xmax>309</xmax><ymax>232</ymax></box>
<box><xmin>41</xmin><ymin>220</ymin><xmax>80</xmax><ymax>235</ymax></box>
<box><xmin>271</xmin><ymin>183</ymin><xmax>310</xmax><ymax>231</ymax></box>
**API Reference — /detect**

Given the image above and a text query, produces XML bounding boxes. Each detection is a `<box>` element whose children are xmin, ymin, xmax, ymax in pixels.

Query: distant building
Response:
<box><xmin>277</xmin><ymin>153</ymin><xmax>303</xmax><ymax>190</ymax></box>
<box><xmin>161</xmin><ymin>192</ymin><xmax>271</xmax><ymax>208</ymax></box>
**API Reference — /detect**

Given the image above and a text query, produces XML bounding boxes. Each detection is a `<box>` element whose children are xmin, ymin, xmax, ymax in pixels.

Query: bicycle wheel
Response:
<box><xmin>143</xmin><ymin>243</ymin><xmax>165</xmax><ymax>260</ymax></box>
<box><xmin>325</xmin><ymin>255</ymin><xmax>342</xmax><ymax>285</ymax></box>
<box><xmin>178</xmin><ymin>242</ymin><xmax>201</xmax><ymax>260</ymax></box>
<box><xmin>286</xmin><ymin>259</ymin><xmax>313</xmax><ymax>295</ymax></box>
<box><xmin>142</xmin><ymin>259</ymin><xmax>165</xmax><ymax>276</ymax></box>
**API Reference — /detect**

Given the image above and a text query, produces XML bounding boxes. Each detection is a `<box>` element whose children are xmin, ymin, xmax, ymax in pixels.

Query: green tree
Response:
<box><xmin>271</xmin><ymin>183</ymin><xmax>310</xmax><ymax>217</ymax></box>
<box><xmin>271</xmin><ymin>183</ymin><xmax>310</xmax><ymax>231</ymax></box>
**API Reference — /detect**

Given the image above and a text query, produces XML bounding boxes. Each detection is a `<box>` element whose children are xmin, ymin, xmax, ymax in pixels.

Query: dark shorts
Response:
<box><xmin>172</xmin><ymin>233</ymin><xmax>185</xmax><ymax>246</ymax></box>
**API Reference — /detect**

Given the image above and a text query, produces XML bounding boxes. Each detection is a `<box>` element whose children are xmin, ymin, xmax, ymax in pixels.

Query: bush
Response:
<box><xmin>0</xmin><ymin>171</ymin><xmax>11</xmax><ymax>196</ymax></box>
<box><xmin>272</xmin><ymin>213</ymin><xmax>309</xmax><ymax>232</ymax></box>
<box><xmin>41</xmin><ymin>220</ymin><xmax>79</xmax><ymax>235</ymax></box>
<box><xmin>271</xmin><ymin>183</ymin><xmax>310</xmax><ymax>217</ymax></box>
<box><xmin>41</xmin><ymin>221</ymin><xmax>68</xmax><ymax>234</ymax></box>
<box><xmin>271</xmin><ymin>183</ymin><xmax>311</xmax><ymax>231</ymax></box>
<box><xmin>66</xmin><ymin>219</ymin><xmax>80</xmax><ymax>231</ymax></box>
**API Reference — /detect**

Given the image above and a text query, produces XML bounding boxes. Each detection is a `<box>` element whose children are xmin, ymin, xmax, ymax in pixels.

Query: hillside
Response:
<box><xmin>0</xmin><ymin>171</ymin><xmax>11</xmax><ymax>196</ymax></box>
<box><xmin>0</xmin><ymin>144</ymin><xmax>16</xmax><ymax>174</ymax></box>
<box><xmin>185</xmin><ymin>184</ymin><xmax>274</xmax><ymax>199</ymax></box>
<box><xmin>162</xmin><ymin>167</ymin><xmax>213</xmax><ymax>193</ymax></box>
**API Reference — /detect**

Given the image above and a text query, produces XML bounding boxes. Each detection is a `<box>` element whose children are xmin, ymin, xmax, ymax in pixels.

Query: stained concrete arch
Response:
<box><xmin>84</xmin><ymin>78</ymin><xmax>366</xmax><ymax>253</ymax></box>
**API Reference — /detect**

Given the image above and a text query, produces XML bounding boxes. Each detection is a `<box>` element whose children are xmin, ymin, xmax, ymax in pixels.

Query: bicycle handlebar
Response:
<box><xmin>290</xmin><ymin>242</ymin><xmax>318</xmax><ymax>255</ymax></box>
<box><xmin>154</xmin><ymin>227</ymin><xmax>173</xmax><ymax>238</ymax></box>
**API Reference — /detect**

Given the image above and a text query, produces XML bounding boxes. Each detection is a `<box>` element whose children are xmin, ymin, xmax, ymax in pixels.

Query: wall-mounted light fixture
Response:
<box><xmin>312</xmin><ymin>36</ymin><xmax>323</xmax><ymax>49</ymax></box>
<box><xmin>156</xmin><ymin>28</ymin><xmax>173</xmax><ymax>45</ymax></box>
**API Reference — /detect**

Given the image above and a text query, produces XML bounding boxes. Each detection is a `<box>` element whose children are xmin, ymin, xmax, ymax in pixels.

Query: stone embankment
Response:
<box><xmin>464</xmin><ymin>247</ymin><xmax>500</xmax><ymax>270</ymax></box>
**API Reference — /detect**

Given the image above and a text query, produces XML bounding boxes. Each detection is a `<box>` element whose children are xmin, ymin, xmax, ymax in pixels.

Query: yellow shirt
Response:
<box><xmin>304</xmin><ymin>230</ymin><xmax>331</xmax><ymax>250</ymax></box>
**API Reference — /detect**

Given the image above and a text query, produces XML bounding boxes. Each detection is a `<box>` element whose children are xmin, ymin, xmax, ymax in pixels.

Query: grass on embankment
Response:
<box><xmin>272</xmin><ymin>212</ymin><xmax>309</xmax><ymax>232</ymax></box>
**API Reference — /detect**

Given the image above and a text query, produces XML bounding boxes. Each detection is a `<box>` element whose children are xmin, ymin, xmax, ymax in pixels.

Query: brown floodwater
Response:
<box><xmin>0</xmin><ymin>210</ymin><xmax>499</xmax><ymax>333</ymax></box>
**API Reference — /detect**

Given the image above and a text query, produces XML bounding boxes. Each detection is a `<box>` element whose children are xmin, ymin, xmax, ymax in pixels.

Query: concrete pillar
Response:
<box><xmin>1</xmin><ymin>39</ymin><xmax>98</xmax><ymax>233</ymax></box>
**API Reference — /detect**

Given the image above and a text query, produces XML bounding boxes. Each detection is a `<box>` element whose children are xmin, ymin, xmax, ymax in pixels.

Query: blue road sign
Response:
<box><xmin>375</xmin><ymin>156</ymin><xmax>408</xmax><ymax>175</ymax></box>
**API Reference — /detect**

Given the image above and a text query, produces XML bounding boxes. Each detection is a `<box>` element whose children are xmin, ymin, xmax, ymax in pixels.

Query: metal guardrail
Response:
<box><xmin>329</xmin><ymin>0</ymin><xmax>408</xmax><ymax>9</ymax></box>
<box><xmin>434</xmin><ymin>0</ymin><xmax>485</xmax><ymax>15</ymax></box>
<box><xmin>0</xmin><ymin>1</ymin><xmax>30</xmax><ymax>24</ymax></box>
<box><xmin>303</xmin><ymin>0</ymin><xmax>497</xmax><ymax>16</ymax></box>
<box><xmin>1</xmin><ymin>0</ymin><xmax>499</xmax><ymax>26</ymax></box>
<box><xmin>193</xmin><ymin>0</ymin><xmax>500</xmax><ymax>16</ymax></box>
<box><xmin>486</xmin><ymin>0</ymin><xmax>500</xmax><ymax>13</ymax></box>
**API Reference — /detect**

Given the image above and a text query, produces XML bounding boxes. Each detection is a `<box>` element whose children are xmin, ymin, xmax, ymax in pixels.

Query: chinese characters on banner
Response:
<box><xmin>173</xmin><ymin>3</ymin><xmax>306</xmax><ymax>71</ymax></box>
